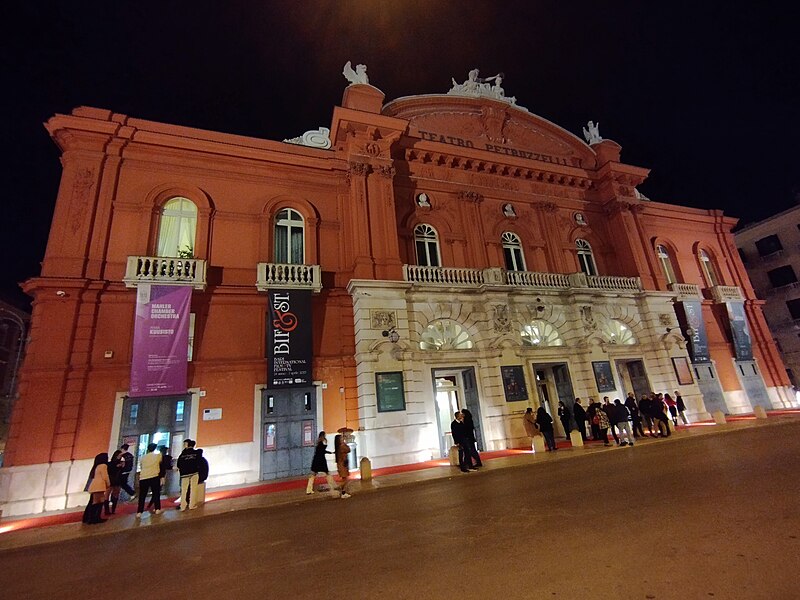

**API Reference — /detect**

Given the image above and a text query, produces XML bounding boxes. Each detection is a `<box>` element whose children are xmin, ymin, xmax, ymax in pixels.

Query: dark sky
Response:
<box><xmin>3</xmin><ymin>1</ymin><xmax>799</xmax><ymax>308</ymax></box>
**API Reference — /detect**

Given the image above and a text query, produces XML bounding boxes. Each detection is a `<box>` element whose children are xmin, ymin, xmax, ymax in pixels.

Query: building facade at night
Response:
<box><xmin>735</xmin><ymin>205</ymin><xmax>800</xmax><ymax>387</ymax></box>
<box><xmin>0</xmin><ymin>71</ymin><xmax>792</xmax><ymax>516</ymax></box>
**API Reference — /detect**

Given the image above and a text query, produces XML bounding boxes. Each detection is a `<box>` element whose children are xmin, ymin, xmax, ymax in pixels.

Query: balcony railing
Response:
<box><xmin>668</xmin><ymin>282</ymin><xmax>702</xmax><ymax>298</ymax></box>
<box><xmin>124</xmin><ymin>256</ymin><xmax>207</xmax><ymax>290</ymax></box>
<box><xmin>403</xmin><ymin>265</ymin><xmax>485</xmax><ymax>286</ymax></box>
<box><xmin>710</xmin><ymin>285</ymin><xmax>744</xmax><ymax>303</ymax></box>
<box><xmin>257</xmin><ymin>263</ymin><xmax>322</xmax><ymax>293</ymax></box>
<box><xmin>587</xmin><ymin>275</ymin><xmax>643</xmax><ymax>291</ymax></box>
<box><xmin>506</xmin><ymin>271</ymin><xmax>570</xmax><ymax>288</ymax></box>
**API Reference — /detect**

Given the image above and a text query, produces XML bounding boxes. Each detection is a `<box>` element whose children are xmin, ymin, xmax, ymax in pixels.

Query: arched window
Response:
<box><xmin>656</xmin><ymin>244</ymin><xmax>677</xmax><ymax>284</ymax></box>
<box><xmin>521</xmin><ymin>320</ymin><xmax>563</xmax><ymax>347</ymax></box>
<box><xmin>502</xmin><ymin>232</ymin><xmax>526</xmax><ymax>272</ymax></box>
<box><xmin>604</xmin><ymin>319</ymin><xmax>637</xmax><ymax>345</ymax></box>
<box><xmin>576</xmin><ymin>239</ymin><xmax>597</xmax><ymax>276</ymax></box>
<box><xmin>274</xmin><ymin>208</ymin><xmax>305</xmax><ymax>264</ymax></box>
<box><xmin>698</xmin><ymin>249</ymin><xmax>719</xmax><ymax>287</ymax></box>
<box><xmin>414</xmin><ymin>224</ymin><xmax>441</xmax><ymax>267</ymax></box>
<box><xmin>157</xmin><ymin>197</ymin><xmax>197</xmax><ymax>258</ymax></box>
<box><xmin>420</xmin><ymin>319</ymin><xmax>473</xmax><ymax>350</ymax></box>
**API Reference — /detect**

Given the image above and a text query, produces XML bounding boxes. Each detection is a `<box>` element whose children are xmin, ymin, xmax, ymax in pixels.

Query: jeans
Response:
<box><xmin>119</xmin><ymin>472</ymin><xmax>135</xmax><ymax>496</ymax></box>
<box><xmin>137</xmin><ymin>476</ymin><xmax>161</xmax><ymax>513</ymax></box>
<box><xmin>542</xmin><ymin>430</ymin><xmax>556</xmax><ymax>450</ymax></box>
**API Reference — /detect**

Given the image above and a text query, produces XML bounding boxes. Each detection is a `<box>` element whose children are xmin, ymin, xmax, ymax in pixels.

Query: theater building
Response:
<box><xmin>0</xmin><ymin>69</ymin><xmax>793</xmax><ymax>516</ymax></box>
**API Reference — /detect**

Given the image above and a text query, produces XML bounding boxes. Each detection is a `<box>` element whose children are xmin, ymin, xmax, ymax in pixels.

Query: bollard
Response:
<box><xmin>569</xmin><ymin>430</ymin><xmax>584</xmax><ymax>448</ymax></box>
<box><xmin>359</xmin><ymin>456</ymin><xmax>372</xmax><ymax>482</ymax></box>
<box><xmin>532</xmin><ymin>436</ymin><xmax>546</xmax><ymax>453</ymax></box>
<box><xmin>753</xmin><ymin>405</ymin><xmax>768</xmax><ymax>419</ymax></box>
<box><xmin>713</xmin><ymin>410</ymin><xmax>727</xmax><ymax>425</ymax></box>
<box><xmin>449</xmin><ymin>445</ymin><xmax>460</xmax><ymax>467</ymax></box>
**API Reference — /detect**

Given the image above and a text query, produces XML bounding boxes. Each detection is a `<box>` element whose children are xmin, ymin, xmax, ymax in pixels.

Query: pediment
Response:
<box><xmin>383</xmin><ymin>95</ymin><xmax>597</xmax><ymax>169</ymax></box>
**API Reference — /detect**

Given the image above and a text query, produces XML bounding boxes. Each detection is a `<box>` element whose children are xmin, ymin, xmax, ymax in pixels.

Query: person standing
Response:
<box><xmin>118</xmin><ymin>443</ymin><xmax>136</xmax><ymax>499</ymax></box>
<box><xmin>148</xmin><ymin>445</ymin><xmax>173</xmax><ymax>511</ymax></box>
<box><xmin>625</xmin><ymin>393</ymin><xmax>645</xmax><ymax>438</ymax></box>
<box><xmin>136</xmin><ymin>443</ymin><xmax>162</xmax><ymax>518</ymax></box>
<box><xmin>83</xmin><ymin>453</ymin><xmax>110</xmax><ymax>525</ymax></box>
<box><xmin>573</xmin><ymin>398</ymin><xmax>588</xmax><ymax>441</ymax></box>
<box><xmin>602</xmin><ymin>397</ymin><xmax>620</xmax><ymax>445</ymax></box>
<box><xmin>306</xmin><ymin>431</ymin><xmax>338</xmax><ymax>495</ymax></box>
<box><xmin>335</xmin><ymin>434</ymin><xmax>352</xmax><ymax>498</ymax></box>
<box><xmin>664</xmin><ymin>393</ymin><xmax>679</xmax><ymax>426</ymax></box>
<box><xmin>675</xmin><ymin>391</ymin><xmax>689</xmax><ymax>425</ymax></box>
<box><xmin>461</xmin><ymin>408</ymin><xmax>483</xmax><ymax>468</ymax></box>
<box><xmin>535</xmin><ymin>406</ymin><xmax>557</xmax><ymax>451</ymax></box>
<box><xmin>177</xmin><ymin>439</ymin><xmax>200</xmax><ymax>511</ymax></box>
<box><xmin>596</xmin><ymin>404</ymin><xmax>611</xmax><ymax>446</ymax></box>
<box><xmin>557</xmin><ymin>401</ymin><xmax>572</xmax><ymax>441</ymax></box>
<box><xmin>196</xmin><ymin>448</ymin><xmax>209</xmax><ymax>505</ymax></box>
<box><xmin>587</xmin><ymin>398</ymin><xmax>600</xmax><ymax>441</ymax></box>
<box><xmin>523</xmin><ymin>407</ymin><xmax>538</xmax><ymax>446</ymax></box>
<box><xmin>613</xmin><ymin>399</ymin><xmax>634</xmax><ymax>446</ymax></box>
<box><xmin>639</xmin><ymin>395</ymin><xmax>654</xmax><ymax>436</ymax></box>
<box><xmin>653</xmin><ymin>394</ymin><xmax>671</xmax><ymax>437</ymax></box>
<box><xmin>451</xmin><ymin>411</ymin><xmax>472</xmax><ymax>472</ymax></box>
<box><xmin>106</xmin><ymin>449</ymin><xmax>124</xmax><ymax>516</ymax></box>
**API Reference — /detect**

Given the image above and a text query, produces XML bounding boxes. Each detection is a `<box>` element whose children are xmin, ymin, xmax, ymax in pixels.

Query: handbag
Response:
<box><xmin>592</xmin><ymin>415</ymin><xmax>600</xmax><ymax>425</ymax></box>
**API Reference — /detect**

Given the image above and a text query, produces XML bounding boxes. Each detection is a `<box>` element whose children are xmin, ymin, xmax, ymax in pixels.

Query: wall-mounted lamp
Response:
<box><xmin>382</xmin><ymin>327</ymin><xmax>400</xmax><ymax>344</ymax></box>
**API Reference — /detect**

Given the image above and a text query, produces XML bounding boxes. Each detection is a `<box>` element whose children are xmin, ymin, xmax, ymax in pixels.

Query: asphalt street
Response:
<box><xmin>1</xmin><ymin>421</ymin><xmax>798</xmax><ymax>600</ymax></box>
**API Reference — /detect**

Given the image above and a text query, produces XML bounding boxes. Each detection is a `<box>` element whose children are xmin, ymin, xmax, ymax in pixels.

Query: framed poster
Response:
<box><xmin>672</xmin><ymin>356</ymin><xmax>694</xmax><ymax>385</ymax></box>
<box><xmin>592</xmin><ymin>361</ymin><xmax>616</xmax><ymax>392</ymax></box>
<box><xmin>501</xmin><ymin>365</ymin><xmax>528</xmax><ymax>402</ymax></box>
<box><xmin>376</xmin><ymin>371</ymin><xmax>406</xmax><ymax>412</ymax></box>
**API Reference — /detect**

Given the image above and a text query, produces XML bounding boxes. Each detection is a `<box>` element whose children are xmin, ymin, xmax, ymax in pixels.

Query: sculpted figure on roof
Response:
<box><xmin>448</xmin><ymin>69</ymin><xmax>525</xmax><ymax>111</ymax></box>
<box><xmin>343</xmin><ymin>61</ymin><xmax>369</xmax><ymax>85</ymax></box>
<box><xmin>582</xmin><ymin>121</ymin><xmax>602</xmax><ymax>144</ymax></box>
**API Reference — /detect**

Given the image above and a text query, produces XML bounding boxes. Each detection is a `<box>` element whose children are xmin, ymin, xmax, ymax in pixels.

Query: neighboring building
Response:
<box><xmin>735</xmin><ymin>204</ymin><xmax>800</xmax><ymax>387</ymax></box>
<box><xmin>0</xmin><ymin>69</ymin><xmax>792</xmax><ymax>516</ymax></box>
<box><xmin>0</xmin><ymin>299</ymin><xmax>29</xmax><ymax>462</ymax></box>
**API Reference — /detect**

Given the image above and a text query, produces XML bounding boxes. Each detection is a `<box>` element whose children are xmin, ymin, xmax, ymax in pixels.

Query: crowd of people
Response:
<box><xmin>82</xmin><ymin>439</ymin><xmax>209</xmax><ymax>525</ymax></box>
<box><xmin>525</xmin><ymin>391</ymin><xmax>689</xmax><ymax>449</ymax></box>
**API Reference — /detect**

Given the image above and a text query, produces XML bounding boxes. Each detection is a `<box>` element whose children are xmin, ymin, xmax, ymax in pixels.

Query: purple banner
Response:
<box><xmin>130</xmin><ymin>284</ymin><xmax>191</xmax><ymax>398</ymax></box>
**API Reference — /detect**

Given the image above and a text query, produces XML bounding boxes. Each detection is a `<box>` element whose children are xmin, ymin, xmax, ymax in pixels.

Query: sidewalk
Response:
<box><xmin>1</xmin><ymin>409</ymin><xmax>798</xmax><ymax>550</ymax></box>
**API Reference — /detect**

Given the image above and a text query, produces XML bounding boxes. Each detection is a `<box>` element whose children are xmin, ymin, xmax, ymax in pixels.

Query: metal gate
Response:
<box><xmin>260</xmin><ymin>387</ymin><xmax>317</xmax><ymax>480</ymax></box>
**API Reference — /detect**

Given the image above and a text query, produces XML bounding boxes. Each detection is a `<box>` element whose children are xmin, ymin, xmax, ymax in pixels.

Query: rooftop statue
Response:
<box><xmin>343</xmin><ymin>61</ymin><xmax>369</xmax><ymax>85</ymax></box>
<box><xmin>582</xmin><ymin>121</ymin><xmax>602</xmax><ymax>144</ymax></box>
<box><xmin>447</xmin><ymin>69</ymin><xmax>526</xmax><ymax>111</ymax></box>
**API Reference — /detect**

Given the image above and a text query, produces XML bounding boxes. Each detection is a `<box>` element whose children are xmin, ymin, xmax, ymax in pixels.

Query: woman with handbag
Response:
<box><xmin>82</xmin><ymin>453</ymin><xmax>110</xmax><ymax>525</ymax></box>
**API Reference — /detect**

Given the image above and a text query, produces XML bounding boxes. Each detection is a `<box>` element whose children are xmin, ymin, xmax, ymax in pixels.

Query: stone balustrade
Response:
<box><xmin>123</xmin><ymin>256</ymin><xmax>207</xmax><ymax>290</ymax></box>
<box><xmin>710</xmin><ymin>285</ymin><xmax>744</xmax><ymax>303</ymax></box>
<box><xmin>506</xmin><ymin>270</ymin><xmax>571</xmax><ymax>288</ymax></box>
<box><xmin>403</xmin><ymin>265</ymin><xmax>485</xmax><ymax>285</ymax></box>
<box><xmin>587</xmin><ymin>275</ymin><xmax>643</xmax><ymax>291</ymax></box>
<box><xmin>256</xmin><ymin>263</ymin><xmax>322</xmax><ymax>293</ymax></box>
<box><xmin>668</xmin><ymin>282</ymin><xmax>702</xmax><ymax>298</ymax></box>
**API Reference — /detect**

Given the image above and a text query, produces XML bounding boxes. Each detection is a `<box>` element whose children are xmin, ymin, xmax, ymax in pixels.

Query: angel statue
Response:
<box><xmin>582</xmin><ymin>121</ymin><xmax>602</xmax><ymax>144</ymax></box>
<box><xmin>343</xmin><ymin>61</ymin><xmax>369</xmax><ymax>85</ymax></box>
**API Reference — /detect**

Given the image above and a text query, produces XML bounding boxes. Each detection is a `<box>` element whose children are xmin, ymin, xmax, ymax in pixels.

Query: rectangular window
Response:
<box><xmin>787</xmin><ymin>298</ymin><xmax>800</xmax><ymax>320</ymax></box>
<box><xmin>176</xmin><ymin>400</ymin><xmax>185</xmax><ymax>422</ymax></box>
<box><xmin>267</xmin><ymin>395</ymin><xmax>274</xmax><ymax>414</ymax></box>
<box><xmin>263</xmin><ymin>423</ymin><xmax>276</xmax><ymax>450</ymax></box>
<box><xmin>767</xmin><ymin>265</ymin><xmax>798</xmax><ymax>288</ymax></box>
<box><xmin>129</xmin><ymin>403</ymin><xmax>139</xmax><ymax>425</ymax></box>
<box><xmin>187</xmin><ymin>312</ymin><xmax>196</xmax><ymax>362</ymax></box>
<box><xmin>302</xmin><ymin>420</ymin><xmax>314</xmax><ymax>447</ymax></box>
<box><xmin>754</xmin><ymin>234</ymin><xmax>783</xmax><ymax>257</ymax></box>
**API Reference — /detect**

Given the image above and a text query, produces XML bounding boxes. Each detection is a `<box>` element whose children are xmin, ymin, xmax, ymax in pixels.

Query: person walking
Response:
<box><xmin>177</xmin><ymin>439</ymin><xmax>201</xmax><ymax>511</ymax></box>
<box><xmin>675</xmin><ymin>391</ymin><xmax>689</xmax><ymax>425</ymax></box>
<box><xmin>118</xmin><ymin>443</ymin><xmax>136</xmax><ymax>499</ymax></box>
<box><xmin>451</xmin><ymin>411</ymin><xmax>472</xmax><ymax>472</ymax></box>
<box><xmin>136</xmin><ymin>443</ymin><xmax>162</xmax><ymax>518</ymax></box>
<box><xmin>557</xmin><ymin>401</ymin><xmax>572</xmax><ymax>441</ymax></box>
<box><xmin>306</xmin><ymin>431</ymin><xmax>338</xmax><ymax>495</ymax></box>
<box><xmin>106</xmin><ymin>449</ymin><xmax>124</xmax><ymax>516</ymax></box>
<box><xmin>461</xmin><ymin>408</ymin><xmax>483</xmax><ymax>468</ymax></box>
<box><xmin>535</xmin><ymin>406</ymin><xmax>557</xmax><ymax>451</ymax></box>
<box><xmin>82</xmin><ymin>453</ymin><xmax>110</xmax><ymax>525</ymax></box>
<box><xmin>573</xmin><ymin>398</ymin><xmax>588</xmax><ymax>441</ymax></box>
<box><xmin>613</xmin><ymin>399</ymin><xmax>634</xmax><ymax>446</ymax></box>
<box><xmin>335</xmin><ymin>434</ymin><xmax>352</xmax><ymax>498</ymax></box>
<box><xmin>664</xmin><ymin>393</ymin><xmax>679</xmax><ymax>426</ymax></box>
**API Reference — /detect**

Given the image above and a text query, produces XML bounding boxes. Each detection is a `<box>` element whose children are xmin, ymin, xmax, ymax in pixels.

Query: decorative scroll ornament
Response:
<box><xmin>343</xmin><ymin>61</ymin><xmax>369</xmax><ymax>85</ymax></box>
<box><xmin>492</xmin><ymin>304</ymin><xmax>512</xmax><ymax>333</ymax></box>
<box><xmin>348</xmin><ymin>162</ymin><xmax>370</xmax><ymax>176</ymax></box>
<box><xmin>283</xmin><ymin>127</ymin><xmax>331</xmax><ymax>149</ymax></box>
<box><xmin>457</xmin><ymin>190</ymin><xmax>484</xmax><ymax>203</ymax></box>
<box><xmin>371</xmin><ymin>310</ymin><xmax>397</xmax><ymax>330</ymax></box>
<box><xmin>582</xmin><ymin>121</ymin><xmax>602</xmax><ymax>144</ymax></box>
<box><xmin>447</xmin><ymin>69</ymin><xmax>529</xmax><ymax>112</ymax></box>
<box><xmin>377</xmin><ymin>164</ymin><xmax>396</xmax><ymax>179</ymax></box>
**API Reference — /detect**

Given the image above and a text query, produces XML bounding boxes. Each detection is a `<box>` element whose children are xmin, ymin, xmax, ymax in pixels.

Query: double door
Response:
<box><xmin>260</xmin><ymin>387</ymin><xmax>317</xmax><ymax>480</ymax></box>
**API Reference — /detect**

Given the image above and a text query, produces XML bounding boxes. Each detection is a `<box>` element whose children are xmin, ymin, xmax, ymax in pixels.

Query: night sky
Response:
<box><xmin>3</xmin><ymin>1</ymin><xmax>799</xmax><ymax>309</ymax></box>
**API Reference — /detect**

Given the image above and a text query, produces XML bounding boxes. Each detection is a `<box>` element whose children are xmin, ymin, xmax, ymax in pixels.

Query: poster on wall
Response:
<box><xmin>376</xmin><ymin>372</ymin><xmax>406</xmax><ymax>412</ymax></box>
<box><xmin>592</xmin><ymin>361</ymin><xmax>616</xmax><ymax>392</ymax></box>
<box><xmin>500</xmin><ymin>365</ymin><xmax>528</xmax><ymax>402</ymax></box>
<box><xmin>267</xmin><ymin>289</ymin><xmax>313</xmax><ymax>388</ymax></box>
<box><xmin>725</xmin><ymin>302</ymin><xmax>754</xmax><ymax>361</ymax></box>
<box><xmin>672</xmin><ymin>357</ymin><xmax>694</xmax><ymax>385</ymax></box>
<box><xmin>677</xmin><ymin>300</ymin><xmax>711</xmax><ymax>363</ymax></box>
<box><xmin>130</xmin><ymin>284</ymin><xmax>191</xmax><ymax>398</ymax></box>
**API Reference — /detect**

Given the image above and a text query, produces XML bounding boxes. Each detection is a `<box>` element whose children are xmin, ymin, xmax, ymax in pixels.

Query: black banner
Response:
<box><xmin>267</xmin><ymin>289</ymin><xmax>313</xmax><ymax>388</ymax></box>
<box><xmin>726</xmin><ymin>302</ymin><xmax>754</xmax><ymax>361</ymax></box>
<box><xmin>676</xmin><ymin>300</ymin><xmax>711</xmax><ymax>363</ymax></box>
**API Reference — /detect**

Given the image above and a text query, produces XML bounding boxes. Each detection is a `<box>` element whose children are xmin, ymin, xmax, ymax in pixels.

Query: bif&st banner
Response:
<box><xmin>130</xmin><ymin>284</ymin><xmax>191</xmax><ymax>397</ymax></box>
<box><xmin>267</xmin><ymin>289</ymin><xmax>313</xmax><ymax>387</ymax></box>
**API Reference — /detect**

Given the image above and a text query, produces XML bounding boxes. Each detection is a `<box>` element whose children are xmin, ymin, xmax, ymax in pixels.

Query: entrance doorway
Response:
<box><xmin>119</xmin><ymin>394</ymin><xmax>191</xmax><ymax>495</ymax></box>
<box><xmin>432</xmin><ymin>367</ymin><xmax>483</xmax><ymax>458</ymax></box>
<box><xmin>260</xmin><ymin>387</ymin><xmax>317</xmax><ymax>480</ymax></box>
<box><xmin>532</xmin><ymin>363</ymin><xmax>576</xmax><ymax>436</ymax></box>
<box><xmin>615</xmin><ymin>359</ymin><xmax>652</xmax><ymax>399</ymax></box>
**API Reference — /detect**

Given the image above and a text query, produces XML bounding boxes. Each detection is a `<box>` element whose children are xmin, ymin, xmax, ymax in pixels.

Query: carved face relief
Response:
<box><xmin>492</xmin><ymin>304</ymin><xmax>512</xmax><ymax>333</ymax></box>
<box><xmin>371</xmin><ymin>310</ymin><xmax>397</xmax><ymax>330</ymax></box>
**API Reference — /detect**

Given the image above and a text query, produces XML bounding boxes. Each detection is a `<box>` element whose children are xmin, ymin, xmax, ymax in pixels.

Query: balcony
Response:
<box><xmin>256</xmin><ymin>263</ymin><xmax>322</xmax><ymax>293</ymax></box>
<box><xmin>402</xmin><ymin>266</ymin><xmax>642</xmax><ymax>292</ymax></box>
<box><xmin>123</xmin><ymin>256</ymin><xmax>207</xmax><ymax>290</ymax></box>
<box><xmin>709</xmin><ymin>285</ymin><xmax>744</xmax><ymax>303</ymax></box>
<box><xmin>668</xmin><ymin>282</ymin><xmax>702</xmax><ymax>299</ymax></box>
<box><xmin>758</xmin><ymin>249</ymin><xmax>784</xmax><ymax>263</ymax></box>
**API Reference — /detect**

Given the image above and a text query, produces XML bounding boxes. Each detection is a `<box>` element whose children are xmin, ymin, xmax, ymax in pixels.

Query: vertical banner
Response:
<box><xmin>267</xmin><ymin>289</ymin><xmax>312</xmax><ymax>387</ymax></box>
<box><xmin>726</xmin><ymin>302</ymin><xmax>754</xmax><ymax>360</ymax></box>
<box><xmin>130</xmin><ymin>284</ymin><xmax>191</xmax><ymax>397</ymax></box>
<box><xmin>676</xmin><ymin>300</ymin><xmax>711</xmax><ymax>363</ymax></box>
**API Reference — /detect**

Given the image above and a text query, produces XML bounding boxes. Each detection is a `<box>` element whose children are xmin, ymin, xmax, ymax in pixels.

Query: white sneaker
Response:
<box><xmin>135</xmin><ymin>513</ymin><xmax>142</xmax><ymax>518</ymax></box>
<box><xmin>341</xmin><ymin>493</ymin><xmax>351</xmax><ymax>499</ymax></box>
<box><xmin>306</xmin><ymin>490</ymin><xmax>315</xmax><ymax>495</ymax></box>
<box><xmin>155</xmin><ymin>509</ymin><xmax>162</xmax><ymax>514</ymax></box>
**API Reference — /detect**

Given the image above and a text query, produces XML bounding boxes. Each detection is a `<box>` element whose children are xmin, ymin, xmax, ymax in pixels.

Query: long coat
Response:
<box><xmin>336</xmin><ymin>441</ymin><xmax>350</xmax><ymax>478</ymax></box>
<box><xmin>311</xmin><ymin>440</ymin><xmax>331</xmax><ymax>473</ymax></box>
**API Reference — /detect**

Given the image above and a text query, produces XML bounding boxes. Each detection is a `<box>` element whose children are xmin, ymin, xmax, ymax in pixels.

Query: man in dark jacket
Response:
<box><xmin>177</xmin><ymin>439</ymin><xmax>200</xmax><ymax>510</ymax></box>
<box><xmin>625</xmin><ymin>393</ymin><xmax>644</xmax><ymax>438</ymax></box>
<box><xmin>602</xmin><ymin>397</ymin><xmax>620</xmax><ymax>445</ymax></box>
<box><xmin>639</xmin><ymin>395</ymin><xmax>654</xmax><ymax>436</ymax></box>
<box><xmin>460</xmin><ymin>408</ymin><xmax>483</xmax><ymax>468</ymax></box>
<box><xmin>118</xmin><ymin>443</ymin><xmax>136</xmax><ymax>498</ymax></box>
<box><xmin>586</xmin><ymin>398</ymin><xmax>599</xmax><ymax>440</ymax></box>
<box><xmin>573</xmin><ymin>398</ymin><xmax>587</xmax><ymax>441</ymax></box>
<box><xmin>450</xmin><ymin>412</ymin><xmax>471</xmax><ymax>473</ymax></box>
